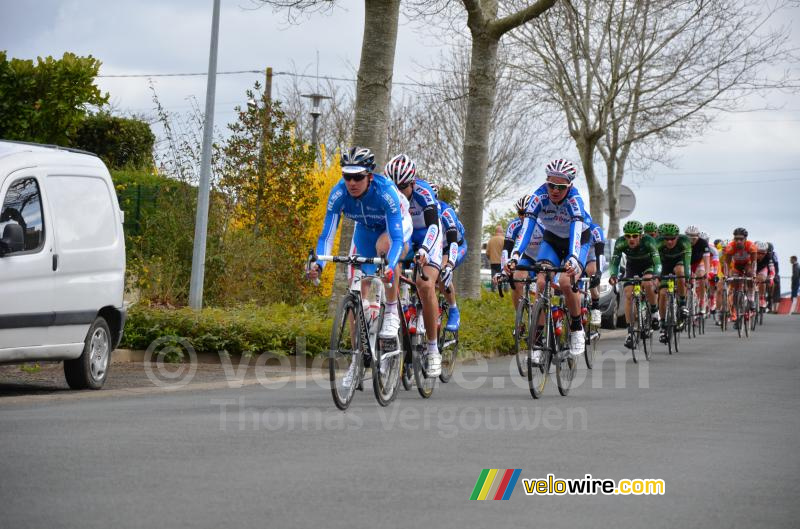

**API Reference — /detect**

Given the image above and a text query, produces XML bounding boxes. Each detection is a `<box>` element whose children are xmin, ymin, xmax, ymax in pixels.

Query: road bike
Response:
<box><xmin>311</xmin><ymin>252</ymin><xmax>403</xmax><ymax>410</ymax></box>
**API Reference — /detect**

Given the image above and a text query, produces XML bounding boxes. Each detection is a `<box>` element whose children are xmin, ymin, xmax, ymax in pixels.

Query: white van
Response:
<box><xmin>0</xmin><ymin>140</ymin><xmax>126</xmax><ymax>389</ymax></box>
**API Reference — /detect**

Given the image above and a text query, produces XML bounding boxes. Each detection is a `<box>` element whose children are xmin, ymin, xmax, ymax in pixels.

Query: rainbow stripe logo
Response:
<box><xmin>470</xmin><ymin>469</ymin><xmax>522</xmax><ymax>500</ymax></box>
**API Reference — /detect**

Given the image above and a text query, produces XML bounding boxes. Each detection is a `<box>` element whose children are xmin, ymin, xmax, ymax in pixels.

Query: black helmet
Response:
<box><xmin>733</xmin><ymin>227</ymin><xmax>748</xmax><ymax>238</ymax></box>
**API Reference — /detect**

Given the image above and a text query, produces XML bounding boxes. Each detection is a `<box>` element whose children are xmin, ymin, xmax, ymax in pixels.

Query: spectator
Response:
<box><xmin>487</xmin><ymin>224</ymin><xmax>505</xmax><ymax>292</ymax></box>
<box><xmin>791</xmin><ymin>255</ymin><xmax>799</xmax><ymax>314</ymax></box>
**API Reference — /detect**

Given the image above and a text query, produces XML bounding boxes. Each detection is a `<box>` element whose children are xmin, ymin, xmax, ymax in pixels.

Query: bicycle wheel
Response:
<box><xmin>584</xmin><ymin>320</ymin><xmax>598</xmax><ymax>370</ymax></box>
<box><xmin>400</xmin><ymin>312</ymin><xmax>413</xmax><ymax>391</ymax></box>
<box><xmin>412</xmin><ymin>334</ymin><xmax>435</xmax><ymax>399</ymax></box>
<box><xmin>583</xmin><ymin>298</ymin><xmax>598</xmax><ymax>370</ymax></box>
<box><xmin>686</xmin><ymin>289</ymin><xmax>695</xmax><ymax>339</ymax></box>
<box><xmin>372</xmin><ymin>308</ymin><xmax>403</xmax><ymax>407</ymax></box>
<box><xmin>556</xmin><ymin>324</ymin><xmax>577</xmax><ymax>396</ymax></box>
<box><xmin>665</xmin><ymin>299</ymin><xmax>674</xmax><ymax>355</ymax></box>
<box><xmin>528</xmin><ymin>300</ymin><xmax>551</xmax><ymax>399</ymax></box>
<box><xmin>734</xmin><ymin>292</ymin><xmax>743</xmax><ymax>339</ymax></box>
<box><xmin>514</xmin><ymin>297</ymin><xmax>531</xmax><ymax>377</ymax></box>
<box><xmin>401</xmin><ymin>355</ymin><xmax>413</xmax><ymax>390</ymax></box>
<box><xmin>437</xmin><ymin>301</ymin><xmax>458</xmax><ymax>383</ymax></box>
<box><xmin>672</xmin><ymin>299</ymin><xmax>681</xmax><ymax>353</ymax></box>
<box><xmin>640</xmin><ymin>301</ymin><xmax>652</xmax><ymax>361</ymax></box>
<box><xmin>329</xmin><ymin>295</ymin><xmax>363</xmax><ymax>411</ymax></box>
<box><xmin>630</xmin><ymin>298</ymin><xmax>639</xmax><ymax>364</ymax></box>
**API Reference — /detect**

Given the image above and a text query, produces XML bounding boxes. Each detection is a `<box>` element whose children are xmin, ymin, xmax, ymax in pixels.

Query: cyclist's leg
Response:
<box><xmin>411</xmin><ymin>226</ymin><xmax>443</xmax><ymax>367</ymax></box>
<box><xmin>643</xmin><ymin>271</ymin><xmax>660</xmax><ymax>328</ymax></box>
<box><xmin>441</xmin><ymin>241</ymin><xmax>467</xmax><ymax>329</ymax></box>
<box><xmin>693</xmin><ymin>262</ymin><xmax>707</xmax><ymax>312</ymax></box>
<box><xmin>756</xmin><ymin>267</ymin><xmax>768</xmax><ymax>308</ymax></box>
<box><xmin>584</xmin><ymin>257</ymin><xmax>601</xmax><ymax>322</ymax></box>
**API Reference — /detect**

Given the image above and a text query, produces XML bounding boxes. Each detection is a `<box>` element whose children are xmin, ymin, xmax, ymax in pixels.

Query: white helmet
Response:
<box><xmin>699</xmin><ymin>232</ymin><xmax>709</xmax><ymax>241</ymax></box>
<box><xmin>685</xmin><ymin>225</ymin><xmax>700</xmax><ymax>236</ymax></box>
<box><xmin>756</xmin><ymin>241</ymin><xmax>769</xmax><ymax>252</ymax></box>
<box><xmin>384</xmin><ymin>154</ymin><xmax>416</xmax><ymax>187</ymax></box>
<box><xmin>545</xmin><ymin>159</ymin><xmax>578</xmax><ymax>181</ymax></box>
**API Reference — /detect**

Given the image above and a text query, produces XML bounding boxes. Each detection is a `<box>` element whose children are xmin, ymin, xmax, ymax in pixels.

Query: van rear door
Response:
<box><xmin>45</xmin><ymin>170</ymin><xmax>125</xmax><ymax>346</ymax></box>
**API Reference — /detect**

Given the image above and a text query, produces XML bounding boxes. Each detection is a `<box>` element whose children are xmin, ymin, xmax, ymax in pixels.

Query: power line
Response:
<box><xmin>98</xmin><ymin>69</ymin><xmax>429</xmax><ymax>87</ymax></box>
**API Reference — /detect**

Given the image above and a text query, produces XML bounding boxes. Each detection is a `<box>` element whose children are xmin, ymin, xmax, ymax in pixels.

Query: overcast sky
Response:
<box><xmin>3</xmin><ymin>0</ymin><xmax>800</xmax><ymax>279</ymax></box>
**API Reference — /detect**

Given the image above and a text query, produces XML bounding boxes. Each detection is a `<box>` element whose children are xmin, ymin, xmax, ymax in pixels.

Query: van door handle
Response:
<box><xmin>53</xmin><ymin>254</ymin><xmax>58</xmax><ymax>271</ymax></box>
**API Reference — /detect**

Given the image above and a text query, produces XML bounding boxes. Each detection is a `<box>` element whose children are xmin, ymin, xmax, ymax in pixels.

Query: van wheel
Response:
<box><xmin>64</xmin><ymin>317</ymin><xmax>112</xmax><ymax>390</ymax></box>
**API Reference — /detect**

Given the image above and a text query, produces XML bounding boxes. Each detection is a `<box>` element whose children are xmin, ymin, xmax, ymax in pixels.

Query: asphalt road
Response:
<box><xmin>1</xmin><ymin>317</ymin><xmax>798</xmax><ymax>529</ymax></box>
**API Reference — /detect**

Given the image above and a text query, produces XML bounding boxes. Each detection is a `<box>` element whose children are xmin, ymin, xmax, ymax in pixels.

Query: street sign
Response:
<box><xmin>603</xmin><ymin>185</ymin><xmax>636</xmax><ymax>219</ymax></box>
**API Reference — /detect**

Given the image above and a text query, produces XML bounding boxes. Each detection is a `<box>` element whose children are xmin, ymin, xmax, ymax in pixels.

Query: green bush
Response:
<box><xmin>121</xmin><ymin>302</ymin><xmax>331</xmax><ymax>357</ymax></box>
<box><xmin>74</xmin><ymin>113</ymin><xmax>155</xmax><ymax>169</ymax></box>
<box><xmin>120</xmin><ymin>292</ymin><xmax>517</xmax><ymax>358</ymax></box>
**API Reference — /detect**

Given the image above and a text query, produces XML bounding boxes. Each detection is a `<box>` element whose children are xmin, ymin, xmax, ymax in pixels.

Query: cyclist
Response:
<box><xmin>754</xmin><ymin>241</ymin><xmax>776</xmax><ymax>312</ymax></box>
<box><xmin>685</xmin><ymin>225</ymin><xmax>711</xmax><ymax>316</ymax></box>
<box><xmin>608</xmin><ymin>220</ymin><xmax>662</xmax><ymax>349</ymax></box>
<box><xmin>721</xmin><ymin>228</ymin><xmax>757</xmax><ymax>328</ymax></box>
<box><xmin>766</xmin><ymin>242</ymin><xmax>780</xmax><ymax>312</ymax></box>
<box><xmin>584</xmin><ymin>219</ymin><xmax>606</xmax><ymax>327</ymax></box>
<box><xmin>703</xmin><ymin>232</ymin><xmax>720</xmax><ymax>317</ymax></box>
<box><xmin>430</xmin><ymin>183</ymin><xmax>466</xmax><ymax>332</ymax></box>
<box><xmin>499</xmin><ymin>194</ymin><xmax>543</xmax><ymax>311</ymax></box>
<box><xmin>644</xmin><ymin>221</ymin><xmax>659</xmax><ymax>239</ymax></box>
<box><xmin>385</xmin><ymin>153</ymin><xmax>445</xmax><ymax>377</ymax></box>
<box><xmin>309</xmin><ymin>147</ymin><xmax>413</xmax><ymax>371</ymax></box>
<box><xmin>656</xmin><ymin>223</ymin><xmax>691</xmax><ymax>341</ymax></box>
<box><xmin>507</xmin><ymin>159</ymin><xmax>592</xmax><ymax>359</ymax></box>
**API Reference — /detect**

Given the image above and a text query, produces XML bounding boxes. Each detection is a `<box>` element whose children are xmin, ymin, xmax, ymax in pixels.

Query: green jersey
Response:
<box><xmin>657</xmin><ymin>234</ymin><xmax>692</xmax><ymax>278</ymax></box>
<box><xmin>609</xmin><ymin>234</ymin><xmax>662</xmax><ymax>277</ymax></box>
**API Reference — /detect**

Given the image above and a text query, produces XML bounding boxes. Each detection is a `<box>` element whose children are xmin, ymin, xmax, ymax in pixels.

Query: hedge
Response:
<box><xmin>121</xmin><ymin>293</ymin><xmax>516</xmax><ymax>359</ymax></box>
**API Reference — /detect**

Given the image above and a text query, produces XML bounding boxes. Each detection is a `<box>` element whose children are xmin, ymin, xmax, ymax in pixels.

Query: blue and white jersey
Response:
<box><xmin>438</xmin><ymin>200</ymin><xmax>465</xmax><ymax>245</ymax></box>
<box><xmin>406</xmin><ymin>178</ymin><xmax>442</xmax><ymax>256</ymax></box>
<box><xmin>439</xmin><ymin>200</ymin><xmax>466</xmax><ymax>266</ymax></box>
<box><xmin>512</xmin><ymin>183</ymin><xmax>590</xmax><ymax>261</ymax></box>
<box><xmin>316</xmin><ymin>174</ymin><xmax>407</xmax><ymax>269</ymax></box>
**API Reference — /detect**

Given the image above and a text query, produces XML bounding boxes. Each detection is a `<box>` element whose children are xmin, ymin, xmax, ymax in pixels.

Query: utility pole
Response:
<box><xmin>188</xmin><ymin>0</ymin><xmax>221</xmax><ymax>310</ymax></box>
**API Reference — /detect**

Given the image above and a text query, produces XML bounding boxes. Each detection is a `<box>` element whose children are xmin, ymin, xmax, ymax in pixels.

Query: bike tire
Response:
<box><xmin>528</xmin><ymin>300</ymin><xmax>551</xmax><ymax>399</ymax></box>
<box><xmin>372</xmin><ymin>306</ymin><xmax>403</xmax><ymax>407</ymax></box>
<box><xmin>437</xmin><ymin>300</ymin><xmax>458</xmax><ymax>383</ymax></box>
<box><xmin>514</xmin><ymin>298</ymin><xmax>531</xmax><ymax>377</ymax></box>
<box><xmin>584</xmin><ymin>323</ymin><xmax>598</xmax><ymax>370</ymax></box>
<box><xmin>413</xmin><ymin>335</ymin><xmax>435</xmax><ymax>399</ymax></box>
<box><xmin>641</xmin><ymin>301</ymin><xmax>652</xmax><ymax>361</ymax></box>
<box><xmin>556</xmin><ymin>324</ymin><xmax>576</xmax><ymax>397</ymax></box>
<box><xmin>630</xmin><ymin>298</ymin><xmax>639</xmax><ymax>364</ymax></box>
<box><xmin>329</xmin><ymin>296</ymin><xmax>362</xmax><ymax>411</ymax></box>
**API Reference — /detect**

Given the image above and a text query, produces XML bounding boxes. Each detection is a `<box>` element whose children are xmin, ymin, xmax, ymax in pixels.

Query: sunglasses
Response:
<box><xmin>663</xmin><ymin>237</ymin><xmax>677</xmax><ymax>241</ymax></box>
<box><xmin>397</xmin><ymin>182</ymin><xmax>412</xmax><ymax>190</ymax></box>
<box><xmin>546</xmin><ymin>182</ymin><xmax>570</xmax><ymax>191</ymax></box>
<box><xmin>343</xmin><ymin>172</ymin><xmax>368</xmax><ymax>182</ymax></box>
<box><xmin>624</xmin><ymin>234</ymin><xmax>640</xmax><ymax>239</ymax></box>
<box><xmin>734</xmin><ymin>237</ymin><xmax>745</xmax><ymax>241</ymax></box>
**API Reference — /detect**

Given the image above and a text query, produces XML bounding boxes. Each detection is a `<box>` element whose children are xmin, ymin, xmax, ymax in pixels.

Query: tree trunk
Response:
<box><xmin>456</xmin><ymin>33</ymin><xmax>499</xmax><ymax>299</ymax></box>
<box><xmin>605</xmin><ymin>156</ymin><xmax>621</xmax><ymax>238</ymax></box>
<box><xmin>328</xmin><ymin>0</ymin><xmax>401</xmax><ymax>316</ymax></box>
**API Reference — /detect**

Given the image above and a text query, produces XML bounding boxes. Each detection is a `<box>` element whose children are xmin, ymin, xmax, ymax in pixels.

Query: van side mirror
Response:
<box><xmin>0</xmin><ymin>223</ymin><xmax>24</xmax><ymax>257</ymax></box>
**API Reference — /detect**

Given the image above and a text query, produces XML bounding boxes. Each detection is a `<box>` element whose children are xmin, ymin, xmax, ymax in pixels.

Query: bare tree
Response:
<box><xmin>510</xmin><ymin>0</ymin><xmax>795</xmax><ymax>236</ymax></box>
<box><xmin>387</xmin><ymin>43</ymin><xmax>545</xmax><ymax>204</ymax></box>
